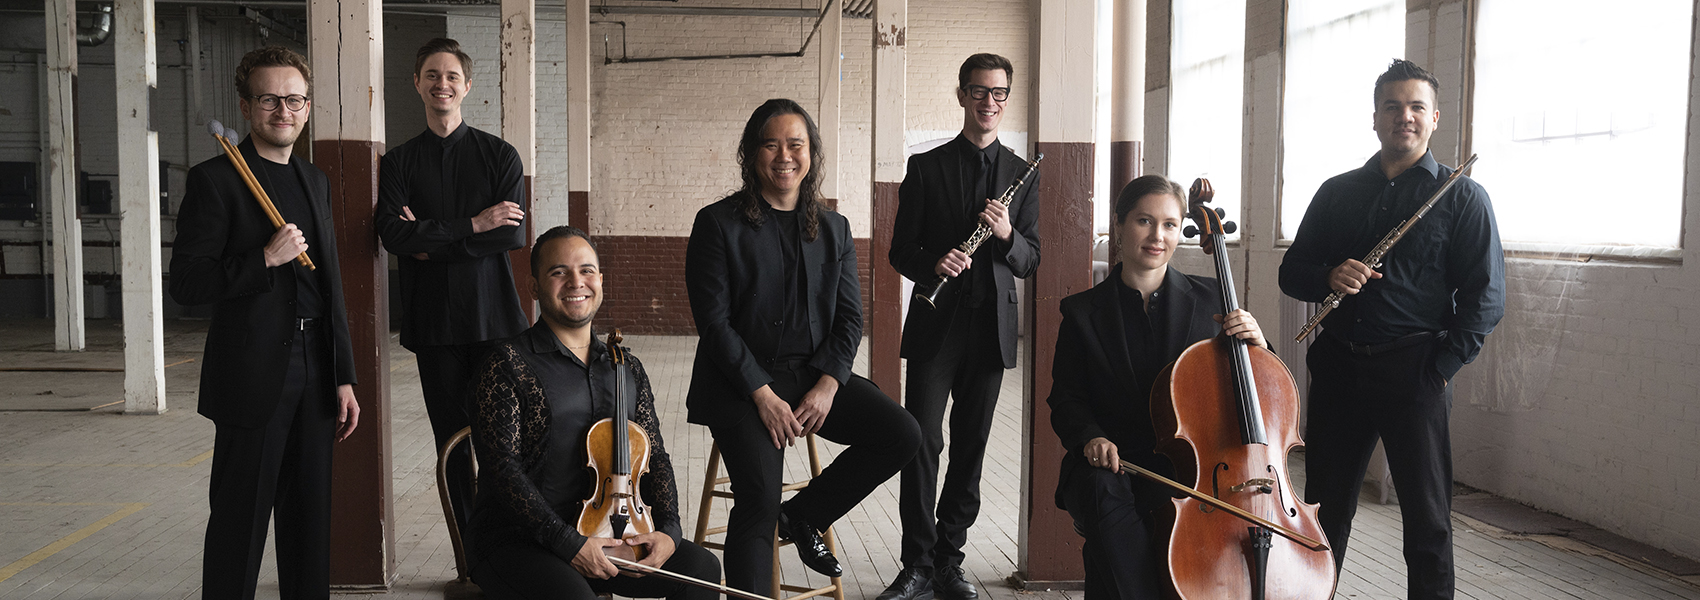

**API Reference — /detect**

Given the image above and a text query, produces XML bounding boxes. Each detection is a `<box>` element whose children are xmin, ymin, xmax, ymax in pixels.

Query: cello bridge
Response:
<box><xmin>1230</xmin><ymin>478</ymin><xmax>1276</xmax><ymax>494</ymax></box>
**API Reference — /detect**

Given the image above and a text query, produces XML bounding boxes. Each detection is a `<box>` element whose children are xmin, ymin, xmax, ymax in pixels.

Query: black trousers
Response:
<box><xmin>203</xmin><ymin>326</ymin><xmax>336</xmax><ymax>600</ymax></box>
<box><xmin>472</xmin><ymin>537</ymin><xmax>721</xmax><ymax>600</ymax></box>
<box><xmin>1304</xmin><ymin>335</ymin><xmax>1454</xmax><ymax>600</ymax></box>
<box><xmin>898</xmin><ymin>304</ymin><xmax>1005</xmax><ymax>570</ymax></box>
<box><xmin>1060</xmin><ymin>467</ymin><xmax>1168</xmax><ymax>600</ymax></box>
<box><xmin>415</xmin><ymin>339</ymin><xmax>501</xmax><ymax>538</ymax></box>
<box><xmin>710</xmin><ymin>362</ymin><xmax>921</xmax><ymax>595</ymax></box>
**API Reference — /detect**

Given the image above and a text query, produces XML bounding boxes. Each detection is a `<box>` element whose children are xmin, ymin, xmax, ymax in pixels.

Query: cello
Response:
<box><xmin>1145</xmin><ymin>179</ymin><xmax>1336</xmax><ymax>600</ymax></box>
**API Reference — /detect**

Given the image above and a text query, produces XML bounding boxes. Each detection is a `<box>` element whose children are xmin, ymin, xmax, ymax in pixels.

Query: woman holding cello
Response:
<box><xmin>1047</xmin><ymin>175</ymin><xmax>1332</xmax><ymax>599</ymax></box>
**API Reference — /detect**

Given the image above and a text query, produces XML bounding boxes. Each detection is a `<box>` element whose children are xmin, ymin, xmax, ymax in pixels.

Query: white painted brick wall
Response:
<box><xmin>444</xmin><ymin>0</ymin><xmax>1031</xmax><ymax>239</ymax></box>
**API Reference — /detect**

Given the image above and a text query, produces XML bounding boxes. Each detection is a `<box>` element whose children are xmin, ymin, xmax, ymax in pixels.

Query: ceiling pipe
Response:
<box><xmin>76</xmin><ymin>3</ymin><xmax>113</xmax><ymax>46</ymax></box>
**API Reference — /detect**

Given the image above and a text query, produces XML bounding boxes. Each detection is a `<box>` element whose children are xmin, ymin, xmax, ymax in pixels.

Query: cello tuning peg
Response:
<box><xmin>1183</xmin><ymin>225</ymin><xmax>1198</xmax><ymax>238</ymax></box>
<box><xmin>1222</xmin><ymin>221</ymin><xmax>1237</xmax><ymax>235</ymax></box>
<box><xmin>1215</xmin><ymin>207</ymin><xmax>1227</xmax><ymax>218</ymax></box>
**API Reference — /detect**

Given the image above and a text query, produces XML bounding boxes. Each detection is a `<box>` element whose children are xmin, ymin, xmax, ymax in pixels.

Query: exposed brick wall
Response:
<box><xmin>595</xmin><ymin>235</ymin><xmax>873</xmax><ymax>336</ymax></box>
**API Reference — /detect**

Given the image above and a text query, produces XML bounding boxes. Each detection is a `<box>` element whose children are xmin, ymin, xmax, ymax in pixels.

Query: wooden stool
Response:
<box><xmin>436</xmin><ymin>426</ymin><xmax>481</xmax><ymax>599</ymax></box>
<box><xmin>693</xmin><ymin>435</ymin><xmax>845</xmax><ymax>600</ymax></box>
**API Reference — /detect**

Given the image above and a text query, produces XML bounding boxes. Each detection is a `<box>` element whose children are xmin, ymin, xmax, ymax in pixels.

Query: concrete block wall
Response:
<box><xmin>1142</xmin><ymin>0</ymin><xmax>1700</xmax><ymax>563</ymax></box>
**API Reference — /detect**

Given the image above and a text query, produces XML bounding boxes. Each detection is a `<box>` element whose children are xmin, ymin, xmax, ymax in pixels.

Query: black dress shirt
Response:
<box><xmin>254</xmin><ymin>157</ymin><xmax>325</xmax><ymax>318</ymax></box>
<box><xmin>376</xmin><ymin>123</ymin><xmax>528</xmax><ymax>350</ymax></box>
<box><xmin>1279</xmin><ymin>151</ymin><xmax>1505</xmax><ymax>380</ymax></box>
<box><xmin>768</xmin><ymin>206</ymin><xmax>815</xmax><ymax>363</ymax></box>
<box><xmin>470</xmin><ymin>324</ymin><xmax>682</xmax><ymax>561</ymax></box>
<box><xmin>1116</xmin><ymin>277</ymin><xmax>1172</xmax><ymax>395</ymax></box>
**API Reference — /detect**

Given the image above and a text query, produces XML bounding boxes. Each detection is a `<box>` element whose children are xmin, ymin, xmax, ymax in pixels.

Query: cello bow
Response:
<box><xmin>1119</xmin><ymin>462</ymin><xmax>1329</xmax><ymax>552</ymax></box>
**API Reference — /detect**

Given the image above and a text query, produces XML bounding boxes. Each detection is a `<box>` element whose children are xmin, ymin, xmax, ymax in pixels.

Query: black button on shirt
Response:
<box><xmin>254</xmin><ymin>157</ymin><xmax>325</xmax><ymax>318</ymax></box>
<box><xmin>376</xmin><ymin>123</ymin><xmax>528</xmax><ymax>349</ymax></box>
<box><xmin>1278</xmin><ymin>151</ymin><xmax>1505</xmax><ymax>380</ymax></box>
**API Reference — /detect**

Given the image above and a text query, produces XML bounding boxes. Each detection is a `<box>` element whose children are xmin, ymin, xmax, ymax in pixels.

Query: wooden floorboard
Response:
<box><xmin>0</xmin><ymin>320</ymin><xmax>1694</xmax><ymax>599</ymax></box>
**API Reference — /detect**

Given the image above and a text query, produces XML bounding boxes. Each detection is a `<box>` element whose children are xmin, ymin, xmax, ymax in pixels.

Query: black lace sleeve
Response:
<box><xmin>473</xmin><ymin>343</ymin><xmax>588</xmax><ymax>561</ymax></box>
<box><xmin>628</xmin><ymin>353</ymin><xmax>683</xmax><ymax>543</ymax></box>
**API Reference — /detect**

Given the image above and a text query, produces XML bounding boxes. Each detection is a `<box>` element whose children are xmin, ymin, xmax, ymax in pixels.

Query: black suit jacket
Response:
<box><xmin>890</xmin><ymin>137</ymin><xmax>1040</xmax><ymax>367</ymax></box>
<box><xmin>1046</xmin><ymin>264</ymin><xmax>1222</xmax><ymax>508</ymax></box>
<box><xmin>683</xmin><ymin>193</ymin><xmax>864</xmax><ymax>429</ymax></box>
<box><xmin>169</xmin><ymin>138</ymin><xmax>358</xmax><ymax>428</ymax></box>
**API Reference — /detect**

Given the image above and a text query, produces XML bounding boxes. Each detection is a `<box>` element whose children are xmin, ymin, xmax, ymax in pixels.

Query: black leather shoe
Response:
<box><xmin>777</xmin><ymin>505</ymin><xmax>841</xmax><ymax>577</ymax></box>
<box><xmin>932</xmin><ymin>566</ymin><xmax>978</xmax><ymax>600</ymax></box>
<box><xmin>876</xmin><ymin>567</ymin><xmax>935</xmax><ymax>600</ymax></box>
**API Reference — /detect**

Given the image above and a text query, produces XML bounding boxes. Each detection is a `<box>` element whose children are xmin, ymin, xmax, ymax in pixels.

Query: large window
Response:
<box><xmin>1169</xmin><ymin>0</ymin><xmax>1246</xmax><ymax>238</ymax></box>
<box><xmin>1279</xmin><ymin>0</ymin><xmax>1404</xmax><ymax>239</ymax></box>
<box><xmin>1471</xmin><ymin>0</ymin><xmax>1691</xmax><ymax>255</ymax></box>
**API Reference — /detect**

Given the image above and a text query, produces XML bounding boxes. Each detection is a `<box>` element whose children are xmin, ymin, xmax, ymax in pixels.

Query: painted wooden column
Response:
<box><xmin>1107</xmin><ymin>0</ymin><xmax>1146</xmax><ymax>256</ymax></box>
<box><xmin>502</xmin><ymin>0</ymin><xmax>537</xmax><ymax>321</ymax></box>
<box><xmin>818</xmin><ymin>0</ymin><xmax>842</xmax><ymax>210</ymax></box>
<box><xmin>868</xmin><ymin>0</ymin><xmax>905</xmax><ymax>401</ymax></box>
<box><xmin>1017</xmin><ymin>0</ymin><xmax>1097</xmax><ymax>586</ymax></box>
<box><xmin>115</xmin><ymin>0</ymin><xmax>165</xmax><ymax>414</ymax></box>
<box><xmin>566</xmin><ymin>0</ymin><xmax>591</xmax><ymax>230</ymax></box>
<box><xmin>44</xmin><ymin>0</ymin><xmax>84</xmax><ymax>351</ymax></box>
<box><xmin>307</xmin><ymin>0</ymin><xmax>394</xmax><ymax>589</ymax></box>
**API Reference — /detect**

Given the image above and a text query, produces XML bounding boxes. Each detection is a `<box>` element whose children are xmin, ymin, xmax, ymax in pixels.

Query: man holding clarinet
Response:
<box><xmin>170</xmin><ymin>45</ymin><xmax>360</xmax><ymax>600</ymax></box>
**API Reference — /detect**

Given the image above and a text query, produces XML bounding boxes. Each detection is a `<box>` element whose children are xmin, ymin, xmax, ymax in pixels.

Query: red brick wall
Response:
<box><xmin>594</xmin><ymin>235</ymin><xmax>874</xmax><ymax>336</ymax></box>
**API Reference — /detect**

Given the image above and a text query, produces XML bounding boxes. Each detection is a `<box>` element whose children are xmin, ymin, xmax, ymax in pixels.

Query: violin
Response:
<box><xmin>577</xmin><ymin>329</ymin><xmax>656</xmax><ymax>561</ymax></box>
<box><xmin>1145</xmin><ymin>179</ymin><xmax>1336</xmax><ymax>600</ymax></box>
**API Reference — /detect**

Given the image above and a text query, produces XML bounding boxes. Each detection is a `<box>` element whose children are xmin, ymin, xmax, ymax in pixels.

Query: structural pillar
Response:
<box><xmin>565</xmin><ymin>0</ymin><xmax>591</xmax><ymax>230</ymax></box>
<box><xmin>308</xmin><ymin>0</ymin><xmax>394</xmax><ymax>589</ymax></box>
<box><xmin>1107</xmin><ymin>0</ymin><xmax>1146</xmax><ymax>256</ymax></box>
<box><xmin>817</xmin><ymin>0</ymin><xmax>841</xmax><ymax>210</ymax></box>
<box><xmin>867</xmin><ymin>0</ymin><xmax>905</xmax><ymax>401</ymax></box>
<box><xmin>502</xmin><ymin>0</ymin><xmax>537</xmax><ymax>321</ymax></box>
<box><xmin>115</xmin><ymin>0</ymin><xmax>165</xmax><ymax>414</ymax></box>
<box><xmin>44</xmin><ymin>0</ymin><xmax>84</xmax><ymax>351</ymax></box>
<box><xmin>1017</xmin><ymin>0</ymin><xmax>1097</xmax><ymax>586</ymax></box>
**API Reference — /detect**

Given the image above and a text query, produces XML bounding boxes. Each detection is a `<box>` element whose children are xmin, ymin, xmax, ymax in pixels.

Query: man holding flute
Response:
<box><xmin>1279</xmin><ymin>59</ymin><xmax>1504</xmax><ymax>600</ymax></box>
<box><xmin>169</xmin><ymin>46</ymin><xmax>360</xmax><ymax>600</ymax></box>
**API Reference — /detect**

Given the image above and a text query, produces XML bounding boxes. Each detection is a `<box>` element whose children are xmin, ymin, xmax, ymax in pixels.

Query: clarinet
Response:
<box><xmin>913</xmin><ymin>153</ymin><xmax>1044</xmax><ymax>310</ymax></box>
<box><xmin>1293</xmin><ymin>154</ymin><xmax>1478</xmax><ymax>342</ymax></box>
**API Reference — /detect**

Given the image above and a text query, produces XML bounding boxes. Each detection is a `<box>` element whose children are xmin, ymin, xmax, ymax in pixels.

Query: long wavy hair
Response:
<box><xmin>735</xmin><ymin>99</ymin><xmax>824</xmax><ymax>241</ymax></box>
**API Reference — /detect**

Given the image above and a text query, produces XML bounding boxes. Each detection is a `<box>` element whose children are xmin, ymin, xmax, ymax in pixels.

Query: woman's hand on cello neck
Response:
<box><xmin>1214</xmin><ymin>309</ymin><xmax>1267</xmax><ymax>349</ymax></box>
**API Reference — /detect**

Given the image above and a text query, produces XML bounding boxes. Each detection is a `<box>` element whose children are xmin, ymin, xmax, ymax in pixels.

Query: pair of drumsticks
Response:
<box><xmin>206</xmin><ymin>120</ymin><xmax>316</xmax><ymax>270</ymax></box>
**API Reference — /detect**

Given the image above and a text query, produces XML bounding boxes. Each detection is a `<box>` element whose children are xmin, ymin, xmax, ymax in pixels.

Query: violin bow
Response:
<box><xmin>1119</xmin><ymin>460</ymin><xmax>1329</xmax><ymax>552</ymax></box>
<box><xmin>607</xmin><ymin>556</ymin><xmax>777</xmax><ymax>600</ymax></box>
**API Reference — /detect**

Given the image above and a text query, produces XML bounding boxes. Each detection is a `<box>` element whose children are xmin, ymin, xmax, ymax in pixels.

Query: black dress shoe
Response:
<box><xmin>876</xmin><ymin>567</ymin><xmax>935</xmax><ymax>600</ymax></box>
<box><xmin>777</xmin><ymin>505</ymin><xmax>841</xmax><ymax>577</ymax></box>
<box><xmin>932</xmin><ymin>566</ymin><xmax>978</xmax><ymax>600</ymax></box>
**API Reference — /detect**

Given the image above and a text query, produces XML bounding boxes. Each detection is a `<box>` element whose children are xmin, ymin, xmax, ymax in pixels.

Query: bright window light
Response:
<box><xmin>1471</xmin><ymin>0</ymin><xmax>1691</xmax><ymax>253</ymax></box>
<box><xmin>1169</xmin><ymin>0</ymin><xmax>1247</xmax><ymax>240</ymax></box>
<box><xmin>1280</xmin><ymin>0</ymin><xmax>1404</xmax><ymax>240</ymax></box>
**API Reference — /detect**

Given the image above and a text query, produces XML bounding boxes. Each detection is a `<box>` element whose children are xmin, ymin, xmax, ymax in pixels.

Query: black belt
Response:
<box><xmin>295</xmin><ymin>317</ymin><xmax>322</xmax><ymax>331</ymax></box>
<box><xmin>1324</xmin><ymin>330</ymin><xmax>1436</xmax><ymax>357</ymax></box>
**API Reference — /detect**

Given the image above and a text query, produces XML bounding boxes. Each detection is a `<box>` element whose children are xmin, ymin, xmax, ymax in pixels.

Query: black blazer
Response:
<box><xmin>890</xmin><ymin>138</ymin><xmax>1040</xmax><ymax>367</ymax></box>
<box><xmin>1046</xmin><ymin>264</ymin><xmax>1222</xmax><ymax>508</ymax></box>
<box><xmin>169</xmin><ymin>138</ymin><xmax>358</xmax><ymax>428</ymax></box>
<box><xmin>683</xmin><ymin>193</ymin><xmax>863</xmax><ymax>429</ymax></box>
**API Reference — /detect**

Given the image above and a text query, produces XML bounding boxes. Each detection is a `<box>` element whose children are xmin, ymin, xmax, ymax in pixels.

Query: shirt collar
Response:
<box><xmin>1363</xmin><ymin>149</ymin><xmax>1441</xmax><ymax>181</ymax></box>
<box><xmin>435</xmin><ymin>121</ymin><xmax>471</xmax><ymax>147</ymax></box>
<box><xmin>524</xmin><ymin>322</ymin><xmax>605</xmax><ymax>365</ymax></box>
<box><xmin>952</xmin><ymin>134</ymin><xmax>1002</xmax><ymax>163</ymax></box>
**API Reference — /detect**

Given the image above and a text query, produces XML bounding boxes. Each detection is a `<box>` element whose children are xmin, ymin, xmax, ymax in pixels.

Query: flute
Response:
<box><xmin>1292</xmin><ymin>154</ymin><xmax>1478</xmax><ymax>342</ymax></box>
<box><xmin>206</xmin><ymin>120</ymin><xmax>315</xmax><ymax>271</ymax></box>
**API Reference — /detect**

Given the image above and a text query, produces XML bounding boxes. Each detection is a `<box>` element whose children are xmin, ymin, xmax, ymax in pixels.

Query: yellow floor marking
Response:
<box><xmin>0</xmin><ymin>502</ymin><xmax>148</xmax><ymax>583</ymax></box>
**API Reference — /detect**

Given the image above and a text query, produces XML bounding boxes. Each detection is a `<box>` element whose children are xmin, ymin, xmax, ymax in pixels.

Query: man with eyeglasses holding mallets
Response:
<box><xmin>171</xmin><ymin>45</ymin><xmax>362</xmax><ymax>599</ymax></box>
<box><xmin>884</xmin><ymin>53</ymin><xmax>1041</xmax><ymax>600</ymax></box>
<box><xmin>375</xmin><ymin>38</ymin><xmax>530</xmax><ymax>544</ymax></box>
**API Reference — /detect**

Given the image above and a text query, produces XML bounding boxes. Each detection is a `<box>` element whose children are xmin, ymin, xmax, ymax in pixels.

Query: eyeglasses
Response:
<box><xmin>962</xmin><ymin>85</ymin><xmax>1010</xmax><ymax>102</ymax></box>
<box><xmin>248</xmin><ymin>94</ymin><xmax>310</xmax><ymax>112</ymax></box>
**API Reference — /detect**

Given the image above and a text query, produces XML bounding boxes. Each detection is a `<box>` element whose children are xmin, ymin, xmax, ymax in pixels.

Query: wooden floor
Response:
<box><xmin>1</xmin><ymin>319</ymin><xmax>1696</xmax><ymax>599</ymax></box>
